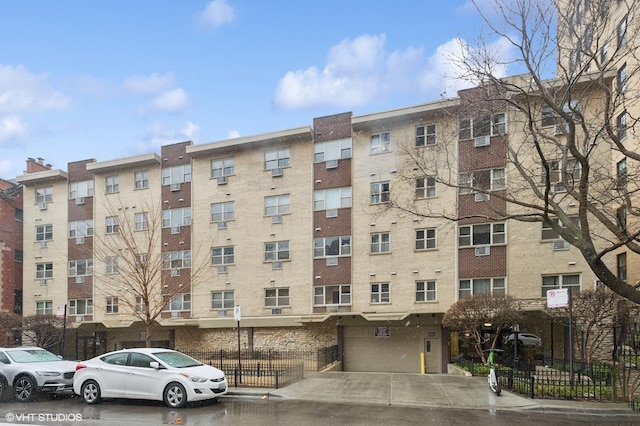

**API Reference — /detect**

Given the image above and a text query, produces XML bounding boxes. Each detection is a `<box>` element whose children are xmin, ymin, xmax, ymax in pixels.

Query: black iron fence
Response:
<box><xmin>183</xmin><ymin>345</ymin><xmax>339</xmax><ymax>389</ymax></box>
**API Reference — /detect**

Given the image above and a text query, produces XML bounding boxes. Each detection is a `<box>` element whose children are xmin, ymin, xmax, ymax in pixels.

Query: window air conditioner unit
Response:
<box><xmin>217</xmin><ymin>309</ymin><xmax>227</xmax><ymax>317</ymax></box>
<box><xmin>326</xmin><ymin>306</ymin><xmax>338</xmax><ymax>312</ymax></box>
<box><xmin>217</xmin><ymin>221</ymin><xmax>227</xmax><ymax>230</ymax></box>
<box><xmin>595</xmin><ymin>280</ymin><xmax>604</xmax><ymax>289</ymax></box>
<box><xmin>217</xmin><ymin>176</ymin><xmax>228</xmax><ymax>185</ymax></box>
<box><xmin>171</xmin><ymin>226</ymin><xmax>181</xmax><ymax>235</ymax></box>
<box><xmin>170</xmin><ymin>183</ymin><xmax>181</xmax><ymax>192</ymax></box>
<box><xmin>271</xmin><ymin>215</ymin><xmax>282</xmax><ymax>224</ymax></box>
<box><xmin>76</xmin><ymin>316</ymin><xmax>84</xmax><ymax>322</ymax></box>
<box><xmin>39</xmin><ymin>241</ymin><xmax>47</xmax><ymax>248</ymax></box>
<box><xmin>76</xmin><ymin>236</ymin><xmax>85</xmax><ymax>245</ymax></box>
<box><xmin>171</xmin><ymin>269</ymin><xmax>180</xmax><ymax>277</ymax></box>
<box><xmin>272</xmin><ymin>261</ymin><xmax>283</xmax><ymax>270</ymax></box>
<box><xmin>271</xmin><ymin>308</ymin><xmax>282</xmax><ymax>315</ymax></box>
<box><xmin>474</xmin><ymin>246</ymin><xmax>491</xmax><ymax>256</ymax></box>
<box><xmin>76</xmin><ymin>197</ymin><xmax>85</xmax><ymax>205</ymax></box>
<box><xmin>326</xmin><ymin>209</ymin><xmax>338</xmax><ymax>218</ymax></box>
<box><xmin>171</xmin><ymin>311</ymin><xmax>181</xmax><ymax>318</ymax></box>
<box><xmin>271</xmin><ymin>168</ymin><xmax>283</xmax><ymax>177</ymax></box>
<box><xmin>326</xmin><ymin>159</ymin><xmax>338</xmax><ymax>169</ymax></box>
<box><xmin>552</xmin><ymin>183</ymin><xmax>566</xmax><ymax>193</ymax></box>
<box><xmin>474</xmin><ymin>136</ymin><xmax>490</xmax><ymax>147</ymax></box>
<box><xmin>76</xmin><ymin>276</ymin><xmax>84</xmax><ymax>284</ymax></box>
<box><xmin>39</xmin><ymin>202</ymin><xmax>48</xmax><ymax>210</ymax></box>
<box><xmin>217</xmin><ymin>265</ymin><xmax>228</xmax><ymax>274</ymax></box>
<box><xmin>553</xmin><ymin>240</ymin><xmax>570</xmax><ymax>251</ymax></box>
<box><xmin>474</xmin><ymin>193</ymin><xmax>490</xmax><ymax>202</ymax></box>
<box><xmin>39</xmin><ymin>279</ymin><xmax>47</xmax><ymax>286</ymax></box>
<box><xmin>326</xmin><ymin>257</ymin><xmax>338</xmax><ymax>266</ymax></box>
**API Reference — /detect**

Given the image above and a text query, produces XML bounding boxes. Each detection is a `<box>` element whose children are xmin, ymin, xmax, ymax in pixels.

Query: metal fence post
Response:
<box><xmin>530</xmin><ymin>376</ymin><xmax>535</xmax><ymax>399</ymax></box>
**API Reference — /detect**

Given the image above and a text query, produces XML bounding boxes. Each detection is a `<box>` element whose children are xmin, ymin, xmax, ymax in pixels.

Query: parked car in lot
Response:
<box><xmin>504</xmin><ymin>333</ymin><xmax>542</xmax><ymax>347</ymax></box>
<box><xmin>0</xmin><ymin>346</ymin><xmax>78</xmax><ymax>402</ymax></box>
<box><xmin>73</xmin><ymin>348</ymin><xmax>228</xmax><ymax>408</ymax></box>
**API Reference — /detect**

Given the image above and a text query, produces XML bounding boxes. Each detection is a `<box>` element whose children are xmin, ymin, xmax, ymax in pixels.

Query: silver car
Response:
<box><xmin>504</xmin><ymin>333</ymin><xmax>542</xmax><ymax>347</ymax></box>
<box><xmin>0</xmin><ymin>347</ymin><xmax>78</xmax><ymax>402</ymax></box>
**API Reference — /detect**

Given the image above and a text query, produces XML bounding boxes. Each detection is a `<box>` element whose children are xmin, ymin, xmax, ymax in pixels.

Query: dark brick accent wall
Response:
<box><xmin>458</xmin><ymin>191</ymin><xmax>507</xmax><ymax>225</ymax></box>
<box><xmin>313</xmin><ymin>257</ymin><xmax>352</xmax><ymax>286</ymax></box>
<box><xmin>313</xmin><ymin>209</ymin><xmax>352</xmax><ymax>237</ymax></box>
<box><xmin>0</xmin><ymin>183</ymin><xmax>23</xmax><ymax>313</ymax></box>
<box><xmin>458</xmin><ymin>135</ymin><xmax>508</xmax><ymax>172</ymax></box>
<box><xmin>313</xmin><ymin>112</ymin><xmax>352</xmax><ymax>142</ymax></box>
<box><xmin>458</xmin><ymin>245</ymin><xmax>507</xmax><ymax>278</ymax></box>
<box><xmin>314</xmin><ymin>159</ymin><xmax>352</xmax><ymax>189</ymax></box>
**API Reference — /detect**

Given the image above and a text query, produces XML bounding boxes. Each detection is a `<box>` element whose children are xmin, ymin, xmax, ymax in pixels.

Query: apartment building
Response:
<box><xmin>13</xmin><ymin>0</ymin><xmax>637</xmax><ymax>372</ymax></box>
<box><xmin>0</xmin><ymin>177</ymin><xmax>23</xmax><ymax>340</ymax></box>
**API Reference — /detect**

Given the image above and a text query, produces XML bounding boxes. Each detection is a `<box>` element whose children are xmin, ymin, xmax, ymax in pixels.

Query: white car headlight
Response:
<box><xmin>36</xmin><ymin>371</ymin><xmax>61</xmax><ymax>377</ymax></box>
<box><xmin>180</xmin><ymin>373</ymin><xmax>207</xmax><ymax>383</ymax></box>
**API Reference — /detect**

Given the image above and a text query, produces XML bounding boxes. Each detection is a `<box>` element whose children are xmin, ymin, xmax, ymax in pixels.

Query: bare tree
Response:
<box><xmin>21</xmin><ymin>315</ymin><xmax>66</xmax><ymax>352</ymax></box>
<box><xmin>389</xmin><ymin>0</ymin><xmax>640</xmax><ymax>304</ymax></box>
<box><xmin>0</xmin><ymin>312</ymin><xmax>22</xmax><ymax>347</ymax></box>
<box><xmin>443</xmin><ymin>294</ymin><xmax>523</xmax><ymax>363</ymax></box>
<box><xmin>92</xmin><ymin>196</ymin><xmax>212</xmax><ymax>347</ymax></box>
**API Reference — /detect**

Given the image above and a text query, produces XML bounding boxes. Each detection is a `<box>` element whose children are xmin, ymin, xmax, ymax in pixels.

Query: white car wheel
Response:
<box><xmin>81</xmin><ymin>380</ymin><xmax>102</xmax><ymax>404</ymax></box>
<box><xmin>163</xmin><ymin>382</ymin><xmax>187</xmax><ymax>408</ymax></box>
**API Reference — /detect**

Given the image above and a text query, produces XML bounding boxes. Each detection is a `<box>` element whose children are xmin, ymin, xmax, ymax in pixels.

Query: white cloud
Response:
<box><xmin>135</xmin><ymin>121</ymin><xmax>200</xmax><ymax>154</ymax></box>
<box><xmin>198</xmin><ymin>0</ymin><xmax>235</xmax><ymax>30</ymax></box>
<box><xmin>182</xmin><ymin>121</ymin><xmax>201</xmax><ymax>140</ymax></box>
<box><xmin>274</xmin><ymin>33</ymin><xmax>515</xmax><ymax>109</ymax></box>
<box><xmin>227</xmin><ymin>130</ymin><xmax>240</xmax><ymax>139</ymax></box>
<box><xmin>0</xmin><ymin>115</ymin><xmax>29</xmax><ymax>145</ymax></box>
<box><xmin>0</xmin><ymin>159</ymin><xmax>13</xmax><ymax>177</ymax></box>
<box><xmin>123</xmin><ymin>73</ymin><xmax>176</xmax><ymax>95</ymax></box>
<box><xmin>0</xmin><ymin>65</ymin><xmax>69</xmax><ymax>114</ymax></box>
<box><xmin>149</xmin><ymin>88</ymin><xmax>189</xmax><ymax>113</ymax></box>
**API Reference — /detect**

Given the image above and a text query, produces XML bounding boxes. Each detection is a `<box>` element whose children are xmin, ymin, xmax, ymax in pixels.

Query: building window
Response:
<box><xmin>135</xmin><ymin>296</ymin><xmax>146</xmax><ymax>313</ymax></box>
<box><xmin>265</xmin><ymin>241</ymin><xmax>289</xmax><ymax>261</ymax></box>
<box><xmin>416</xmin><ymin>228</ymin><xmax>436</xmax><ymax>250</ymax></box>
<box><xmin>370</xmin><ymin>181</ymin><xmax>390</xmax><ymax>204</ymax></box>
<box><xmin>105</xmin><ymin>216</ymin><xmax>119</xmax><ymax>234</ymax></box>
<box><xmin>617</xmin><ymin>63</ymin><xmax>628</xmax><ymax>93</ymax></box>
<box><xmin>544</xmin><ymin>158</ymin><xmax>581</xmax><ymax>191</ymax></box>
<box><xmin>162</xmin><ymin>208</ymin><xmax>192</xmax><ymax>228</ymax></box>
<box><xmin>314</xmin><ymin>236</ymin><xmax>351</xmax><ymax>257</ymax></box>
<box><xmin>313</xmin><ymin>187</ymin><xmax>352</xmax><ymax>211</ymax></box>
<box><xmin>69</xmin><ymin>259</ymin><xmax>93</xmax><ymax>277</ymax></box>
<box><xmin>105</xmin><ymin>175</ymin><xmax>119</xmax><ymax>194</ymax></box>
<box><xmin>264</xmin><ymin>149</ymin><xmax>290</xmax><ymax>170</ymax></box>
<box><xmin>370</xmin><ymin>283</ymin><xmax>390</xmax><ymax>304</ymax></box>
<box><xmin>35</xmin><ymin>224</ymin><xmax>53</xmax><ymax>242</ymax></box>
<box><xmin>370</xmin><ymin>132</ymin><xmax>391</xmax><ymax>154</ymax></box>
<box><xmin>135</xmin><ymin>212</ymin><xmax>149</xmax><ymax>231</ymax></box>
<box><xmin>106</xmin><ymin>256</ymin><xmax>119</xmax><ymax>274</ymax></box>
<box><xmin>314</xmin><ymin>285</ymin><xmax>351</xmax><ymax>306</ymax></box>
<box><xmin>265</xmin><ymin>194</ymin><xmax>290</xmax><ymax>216</ymax></box>
<box><xmin>617</xmin><ymin>111</ymin><xmax>627</xmax><ymax>141</ymax></box>
<box><xmin>459</xmin><ymin>223</ymin><xmax>505</xmax><ymax>246</ymax></box>
<box><xmin>106</xmin><ymin>297</ymin><xmax>119</xmax><ymax>314</ymax></box>
<box><xmin>459</xmin><ymin>168</ymin><xmax>505</xmax><ymax>194</ymax></box>
<box><xmin>212</xmin><ymin>291</ymin><xmax>235</xmax><ymax>310</ymax></box>
<box><xmin>69</xmin><ymin>299</ymin><xmax>93</xmax><ymax>316</ymax></box>
<box><xmin>69</xmin><ymin>220</ymin><xmax>94</xmax><ymax>238</ymax></box>
<box><xmin>371</xmin><ymin>232</ymin><xmax>390</xmax><ymax>254</ymax></box>
<box><xmin>35</xmin><ymin>262</ymin><xmax>53</xmax><ymax>279</ymax></box>
<box><xmin>36</xmin><ymin>301</ymin><xmax>53</xmax><ymax>315</ymax></box>
<box><xmin>542</xmin><ymin>274</ymin><xmax>580</xmax><ymax>297</ymax></box>
<box><xmin>265</xmin><ymin>288</ymin><xmax>289</xmax><ymax>307</ymax></box>
<box><xmin>617</xmin><ymin>158</ymin><xmax>627</xmax><ymax>188</ymax></box>
<box><xmin>541</xmin><ymin>106</ymin><xmax>555</xmax><ymax>127</ymax></box>
<box><xmin>416</xmin><ymin>125</ymin><xmax>436</xmax><ymax>146</ymax></box>
<box><xmin>416</xmin><ymin>177</ymin><xmax>436</xmax><ymax>198</ymax></box>
<box><xmin>163</xmin><ymin>250</ymin><xmax>192</xmax><ymax>269</ymax></box>
<box><xmin>314</xmin><ymin>138</ymin><xmax>352</xmax><ymax>162</ymax></box>
<box><xmin>135</xmin><ymin>170</ymin><xmax>149</xmax><ymax>189</ymax></box>
<box><xmin>69</xmin><ymin>180</ymin><xmax>94</xmax><ymax>200</ymax></box>
<box><xmin>459</xmin><ymin>278</ymin><xmax>505</xmax><ymax>299</ymax></box>
<box><xmin>459</xmin><ymin>113</ymin><xmax>506</xmax><ymax>140</ymax></box>
<box><xmin>35</xmin><ymin>186</ymin><xmax>53</xmax><ymax>204</ymax></box>
<box><xmin>211</xmin><ymin>246</ymin><xmax>234</xmax><ymax>266</ymax></box>
<box><xmin>617</xmin><ymin>16</ymin><xmax>627</xmax><ymax>49</ymax></box>
<box><xmin>211</xmin><ymin>157</ymin><xmax>235</xmax><ymax>178</ymax></box>
<box><xmin>164</xmin><ymin>293</ymin><xmax>191</xmax><ymax>311</ymax></box>
<box><xmin>541</xmin><ymin>217</ymin><xmax>579</xmax><ymax>240</ymax></box>
<box><xmin>416</xmin><ymin>280</ymin><xmax>437</xmax><ymax>302</ymax></box>
<box><xmin>162</xmin><ymin>164</ymin><xmax>192</xmax><ymax>186</ymax></box>
<box><xmin>617</xmin><ymin>252</ymin><xmax>627</xmax><ymax>281</ymax></box>
<box><xmin>211</xmin><ymin>201</ymin><xmax>234</xmax><ymax>223</ymax></box>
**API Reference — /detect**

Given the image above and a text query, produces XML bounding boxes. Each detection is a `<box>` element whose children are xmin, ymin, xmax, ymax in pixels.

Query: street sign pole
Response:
<box><xmin>234</xmin><ymin>305</ymin><xmax>241</xmax><ymax>383</ymax></box>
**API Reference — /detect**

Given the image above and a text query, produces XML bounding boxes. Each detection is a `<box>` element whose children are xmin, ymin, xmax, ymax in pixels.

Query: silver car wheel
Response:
<box><xmin>164</xmin><ymin>382</ymin><xmax>187</xmax><ymax>408</ymax></box>
<box><xmin>81</xmin><ymin>380</ymin><xmax>101</xmax><ymax>404</ymax></box>
<box><xmin>14</xmin><ymin>376</ymin><xmax>36</xmax><ymax>402</ymax></box>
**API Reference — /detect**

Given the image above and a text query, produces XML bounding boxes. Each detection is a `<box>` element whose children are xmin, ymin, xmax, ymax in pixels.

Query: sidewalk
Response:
<box><xmin>223</xmin><ymin>371</ymin><xmax>637</xmax><ymax>415</ymax></box>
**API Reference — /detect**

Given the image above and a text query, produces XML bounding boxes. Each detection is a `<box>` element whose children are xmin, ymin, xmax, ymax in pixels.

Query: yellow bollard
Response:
<box><xmin>420</xmin><ymin>352</ymin><xmax>426</xmax><ymax>374</ymax></box>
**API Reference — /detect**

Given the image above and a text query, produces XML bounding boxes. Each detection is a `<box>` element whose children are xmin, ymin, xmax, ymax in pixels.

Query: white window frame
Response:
<box><xmin>35</xmin><ymin>262</ymin><xmax>53</xmax><ymax>279</ymax></box>
<box><xmin>211</xmin><ymin>157</ymin><xmax>235</xmax><ymax>178</ymax></box>
<box><xmin>370</xmin><ymin>283</ymin><xmax>390</xmax><ymax>304</ymax></box>
<box><xmin>459</xmin><ymin>168</ymin><xmax>506</xmax><ymax>194</ymax></box>
<box><xmin>459</xmin><ymin>223</ymin><xmax>505</xmax><ymax>247</ymax></box>
<box><xmin>163</xmin><ymin>250</ymin><xmax>192</xmax><ymax>269</ymax></box>
<box><xmin>69</xmin><ymin>259</ymin><xmax>93</xmax><ymax>277</ymax></box>
<box><xmin>135</xmin><ymin>170</ymin><xmax>149</xmax><ymax>189</ymax></box>
<box><xmin>416</xmin><ymin>280</ymin><xmax>437</xmax><ymax>302</ymax></box>
<box><xmin>162</xmin><ymin>208</ymin><xmax>192</xmax><ymax>228</ymax></box>
<box><xmin>211</xmin><ymin>201</ymin><xmax>235</xmax><ymax>223</ymax></box>
<box><xmin>265</xmin><ymin>241</ymin><xmax>289</xmax><ymax>262</ymax></box>
<box><xmin>542</xmin><ymin>274</ymin><xmax>580</xmax><ymax>297</ymax></box>
<box><xmin>212</xmin><ymin>291</ymin><xmax>235</xmax><ymax>310</ymax></box>
<box><xmin>370</xmin><ymin>132</ymin><xmax>391</xmax><ymax>154</ymax></box>
<box><xmin>416</xmin><ymin>228</ymin><xmax>436</xmax><ymax>250</ymax></box>
<box><xmin>416</xmin><ymin>124</ymin><xmax>436</xmax><ymax>146</ymax></box>
<box><xmin>314</xmin><ymin>285</ymin><xmax>351</xmax><ymax>306</ymax></box>
<box><xmin>164</xmin><ymin>293</ymin><xmax>191</xmax><ymax>312</ymax></box>
<box><xmin>265</xmin><ymin>194</ymin><xmax>290</xmax><ymax>216</ymax></box>
<box><xmin>35</xmin><ymin>224</ymin><xmax>53</xmax><ymax>242</ymax></box>
<box><xmin>618</xmin><ymin>63</ymin><xmax>628</xmax><ymax>93</ymax></box>
<box><xmin>105</xmin><ymin>216</ymin><xmax>119</xmax><ymax>234</ymax></box>
<box><xmin>459</xmin><ymin>278</ymin><xmax>506</xmax><ymax>299</ymax></box>
<box><xmin>162</xmin><ymin>164</ymin><xmax>192</xmax><ymax>186</ymax></box>
<box><xmin>106</xmin><ymin>256</ymin><xmax>119</xmax><ymax>274</ymax></box>
<box><xmin>36</xmin><ymin>300</ymin><xmax>53</xmax><ymax>315</ymax></box>
<box><xmin>617</xmin><ymin>111</ymin><xmax>627</xmax><ymax>141</ymax></box>
<box><xmin>105</xmin><ymin>297</ymin><xmax>118</xmax><ymax>314</ymax></box>
<box><xmin>265</xmin><ymin>288</ymin><xmax>289</xmax><ymax>307</ymax></box>
<box><xmin>69</xmin><ymin>220</ymin><xmax>94</xmax><ymax>238</ymax></box>
<box><xmin>264</xmin><ymin>149</ymin><xmax>290</xmax><ymax>170</ymax></box>
<box><xmin>69</xmin><ymin>180</ymin><xmax>94</xmax><ymax>200</ymax></box>
<box><xmin>211</xmin><ymin>246</ymin><xmax>234</xmax><ymax>266</ymax></box>
<box><xmin>135</xmin><ymin>212</ymin><xmax>149</xmax><ymax>231</ymax></box>
<box><xmin>371</xmin><ymin>232</ymin><xmax>391</xmax><ymax>254</ymax></box>
<box><xmin>35</xmin><ymin>186</ymin><xmax>53</xmax><ymax>204</ymax></box>
<box><xmin>105</xmin><ymin>175</ymin><xmax>119</xmax><ymax>194</ymax></box>
<box><xmin>314</xmin><ymin>138</ymin><xmax>352</xmax><ymax>162</ymax></box>
<box><xmin>313</xmin><ymin>187</ymin><xmax>352</xmax><ymax>211</ymax></box>
<box><xmin>314</xmin><ymin>236</ymin><xmax>351</xmax><ymax>257</ymax></box>
<box><xmin>69</xmin><ymin>299</ymin><xmax>93</xmax><ymax>316</ymax></box>
<box><xmin>370</xmin><ymin>181</ymin><xmax>390</xmax><ymax>204</ymax></box>
<box><xmin>416</xmin><ymin>176</ymin><xmax>436</xmax><ymax>198</ymax></box>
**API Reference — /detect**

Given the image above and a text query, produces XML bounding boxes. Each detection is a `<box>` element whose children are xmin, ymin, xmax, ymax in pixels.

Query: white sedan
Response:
<box><xmin>504</xmin><ymin>333</ymin><xmax>542</xmax><ymax>347</ymax></box>
<box><xmin>73</xmin><ymin>348</ymin><xmax>227</xmax><ymax>408</ymax></box>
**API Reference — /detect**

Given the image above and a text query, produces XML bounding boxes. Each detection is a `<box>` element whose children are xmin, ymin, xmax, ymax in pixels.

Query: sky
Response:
<box><xmin>0</xmin><ymin>0</ymin><xmax>516</xmax><ymax>180</ymax></box>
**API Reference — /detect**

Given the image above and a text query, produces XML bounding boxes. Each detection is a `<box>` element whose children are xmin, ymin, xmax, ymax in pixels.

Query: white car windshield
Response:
<box><xmin>7</xmin><ymin>349</ymin><xmax>62</xmax><ymax>363</ymax></box>
<box><xmin>153</xmin><ymin>351</ymin><xmax>202</xmax><ymax>368</ymax></box>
